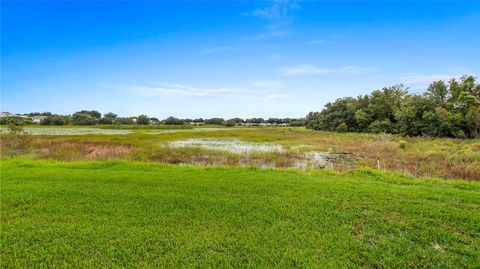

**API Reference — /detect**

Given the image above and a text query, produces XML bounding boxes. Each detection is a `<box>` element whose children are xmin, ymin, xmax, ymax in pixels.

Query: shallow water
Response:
<box><xmin>167</xmin><ymin>138</ymin><xmax>343</xmax><ymax>169</ymax></box>
<box><xmin>168</xmin><ymin>138</ymin><xmax>285</xmax><ymax>154</ymax></box>
<box><xmin>146</xmin><ymin>128</ymin><xmax>231</xmax><ymax>134</ymax></box>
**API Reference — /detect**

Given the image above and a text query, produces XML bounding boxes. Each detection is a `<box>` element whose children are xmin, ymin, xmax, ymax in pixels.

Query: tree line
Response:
<box><xmin>305</xmin><ymin>75</ymin><xmax>480</xmax><ymax>138</ymax></box>
<box><xmin>1</xmin><ymin>111</ymin><xmax>305</xmax><ymax>127</ymax></box>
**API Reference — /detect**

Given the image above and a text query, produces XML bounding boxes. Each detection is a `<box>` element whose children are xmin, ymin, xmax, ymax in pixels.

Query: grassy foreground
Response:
<box><xmin>1</xmin><ymin>160</ymin><xmax>479</xmax><ymax>268</ymax></box>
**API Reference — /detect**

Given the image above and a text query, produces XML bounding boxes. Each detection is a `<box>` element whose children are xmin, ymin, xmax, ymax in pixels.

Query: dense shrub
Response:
<box><xmin>115</xmin><ymin>117</ymin><xmax>135</xmax><ymax>125</ymax></box>
<box><xmin>4</xmin><ymin>121</ymin><xmax>31</xmax><ymax>157</ymax></box>
<box><xmin>335</xmin><ymin>123</ymin><xmax>348</xmax><ymax>133</ymax></box>
<box><xmin>224</xmin><ymin>120</ymin><xmax>236</xmax><ymax>127</ymax></box>
<box><xmin>40</xmin><ymin>115</ymin><xmax>68</xmax><ymax>126</ymax></box>
<box><xmin>369</xmin><ymin>119</ymin><xmax>392</xmax><ymax>133</ymax></box>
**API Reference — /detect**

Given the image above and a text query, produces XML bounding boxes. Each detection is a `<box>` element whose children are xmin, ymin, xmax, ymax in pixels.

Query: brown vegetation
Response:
<box><xmin>1</xmin><ymin>127</ymin><xmax>478</xmax><ymax>180</ymax></box>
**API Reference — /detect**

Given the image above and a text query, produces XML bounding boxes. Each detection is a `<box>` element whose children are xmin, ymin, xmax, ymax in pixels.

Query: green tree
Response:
<box><xmin>136</xmin><ymin>115</ymin><xmax>150</xmax><ymax>125</ymax></box>
<box><xmin>229</xmin><ymin>118</ymin><xmax>244</xmax><ymax>124</ymax></box>
<box><xmin>205</xmin><ymin>118</ymin><xmax>225</xmax><ymax>125</ymax></box>
<box><xmin>466</xmin><ymin>106</ymin><xmax>480</xmax><ymax>138</ymax></box>
<box><xmin>307</xmin><ymin>75</ymin><xmax>479</xmax><ymax>138</ymax></box>
<box><xmin>164</xmin><ymin>116</ymin><xmax>185</xmax><ymax>125</ymax></box>
<box><xmin>396</xmin><ymin>94</ymin><xmax>433</xmax><ymax>136</ymax></box>
<box><xmin>72</xmin><ymin>113</ymin><xmax>98</xmax><ymax>125</ymax></box>
<box><xmin>354</xmin><ymin>109</ymin><xmax>370</xmax><ymax>132</ymax></box>
<box><xmin>99</xmin><ymin>112</ymin><xmax>118</xmax><ymax>124</ymax></box>
<box><xmin>77</xmin><ymin>110</ymin><xmax>101</xmax><ymax>119</ymax></box>
<box><xmin>367</xmin><ymin>85</ymin><xmax>407</xmax><ymax>126</ymax></box>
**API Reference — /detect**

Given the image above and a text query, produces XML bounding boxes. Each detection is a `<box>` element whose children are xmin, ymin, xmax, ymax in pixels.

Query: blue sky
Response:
<box><xmin>2</xmin><ymin>1</ymin><xmax>479</xmax><ymax>118</ymax></box>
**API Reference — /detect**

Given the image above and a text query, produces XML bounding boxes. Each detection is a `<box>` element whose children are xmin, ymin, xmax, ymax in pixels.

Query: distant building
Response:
<box><xmin>0</xmin><ymin>112</ymin><xmax>12</xmax><ymax>118</ymax></box>
<box><xmin>31</xmin><ymin>116</ymin><xmax>48</xmax><ymax>123</ymax></box>
<box><xmin>0</xmin><ymin>112</ymin><xmax>27</xmax><ymax>119</ymax></box>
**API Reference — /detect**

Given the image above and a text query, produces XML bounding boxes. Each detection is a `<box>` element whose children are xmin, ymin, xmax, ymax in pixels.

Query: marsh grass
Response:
<box><xmin>96</xmin><ymin>124</ymin><xmax>193</xmax><ymax>130</ymax></box>
<box><xmin>1</xmin><ymin>127</ymin><xmax>479</xmax><ymax>180</ymax></box>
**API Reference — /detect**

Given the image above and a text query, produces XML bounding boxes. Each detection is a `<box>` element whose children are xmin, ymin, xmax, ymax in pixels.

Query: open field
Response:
<box><xmin>1</xmin><ymin>126</ymin><xmax>479</xmax><ymax>180</ymax></box>
<box><xmin>1</xmin><ymin>159</ymin><xmax>479</xmax><ymax>268</ymax></box>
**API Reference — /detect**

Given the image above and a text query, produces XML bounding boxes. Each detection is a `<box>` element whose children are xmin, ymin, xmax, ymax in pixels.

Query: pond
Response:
<box><xmin>168</xmin><ymin>138</ymin><xmax>285</xmax><ymax>154</ymax></box>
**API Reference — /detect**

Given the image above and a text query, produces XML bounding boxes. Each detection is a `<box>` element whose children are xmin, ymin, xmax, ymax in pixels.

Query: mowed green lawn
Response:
<box><xmin>1</xmin><ymin>160</ymin><xmax>479</xmax><ymax>268</ymax></box>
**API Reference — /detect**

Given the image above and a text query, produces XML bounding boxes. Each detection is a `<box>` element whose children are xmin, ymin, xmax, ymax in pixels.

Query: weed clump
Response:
<box><xmin>3</xmin><ymin>121</ymin><xmax>31</xmax><ymax>157</ymax></box>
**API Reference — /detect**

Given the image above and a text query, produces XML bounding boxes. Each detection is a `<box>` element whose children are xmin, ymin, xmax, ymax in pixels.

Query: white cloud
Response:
<box><xmin>280</xmin><ymin>64</ymin><xmax>376</xmax><ymax>76</ymax></box>
<box><xmin>119</xmin><ymin>83</ymin><xmax>287</xmax><ymax>100</ymax></box>
<box><xmin>124</xmin><ymin>84</ymin><xmax>243</xmax><ymax>98</ymax></box>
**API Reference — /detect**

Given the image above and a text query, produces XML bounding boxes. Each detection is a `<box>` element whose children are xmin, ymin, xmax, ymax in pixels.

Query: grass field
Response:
<box><xmin>1</xmin><ymin>159</ymin><xmax>479</xmax><ymax>268</ymax></box>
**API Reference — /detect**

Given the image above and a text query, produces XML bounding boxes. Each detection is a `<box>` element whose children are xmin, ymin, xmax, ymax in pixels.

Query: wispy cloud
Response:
<box><xmin>280</xmin><ymin>64</ymin><xmax>376</xmax><ymax>76</ymax></box>
<box><xmin>251</xmin><ymin>0</ymin><xmax>300</xmax><ymax>22</ymax></box>
<box><xmin>244</xmin><ymin>31</ymin><xmax>288</xmax><ymax>42</ymax></box>
<box><xmin>270</xmin><ymin>53</ymin><xmax>282</xmax><ymax>60</ymax></box>
<box><xmin>244</xmin><ymin>0</ymin><xmax>299</xmax><ymax>43</ymax></box>
<box><xmin>401</xmin><ymin>74</ymin><xmax>462</xmax><ymax>86</ymax></box>
<box><xmin>390</xmin><ymin>74</ymin><xmax>463</xmax><ymax>92</ymax></box>
<box><xmin>251</xmin><ymin>80</ymin><xmax>282</xmax><ymax>89</ymax></box>
<box><xmin>124</xmin><ymin>84</ymin><xmax>243</xmax><ymax>98</ymax></box>
<box><xmin>266</xmin><ymin>94</ymin><xmax>288</xmax><ymax>99</ymax></box>
<box><xmin>306</xmin><ymin>39</ymin><xmax>327</xmax><ymax>45</ymax></box>
<box><xmin>119</xmin><ymin>83</ymin><xmax>286</xmax><ymax>100</ymax></box>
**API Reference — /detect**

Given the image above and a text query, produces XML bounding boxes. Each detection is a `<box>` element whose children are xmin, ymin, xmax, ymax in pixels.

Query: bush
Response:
<box><xmin>369</xmin><ymin>119</ymin><xmax>392</xmax><ymax>133</ymax></box>
<box><xmin>4</xmin><ymin>121</ymin><xmax>31</xmax><ymax>157</ymax></box>
<box><xmin>41</xmin><ymin>115</ymin><xmax>67</xmax><ymax>126</ymax></box>
<box><xmin>116</xmin><ymin>117</ymin><xmax>135</xmax><ymax>125</ymax></box>
<box><xmin>289</xmin><ymin>120</ymin><xmax>305</xmax><ymax>127</ymax></box>
<box><xmin>399</xmin><ymin>140</ymin><xmax>407</xmax><ymax>149</ymax></box>
<box><xmin>335</xmin><ymin>123</ymin><xmax>348</xmax><ymax>133</ymax></box>
<box><xmin>99</xmin><ymin>117</ymin><xmax>113</xmax><ymax>124</ymax></box>
<box><xmin>224</xmin><ymin>120</ymin><xmax>236</xmax><ymax>127</ymax></box>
